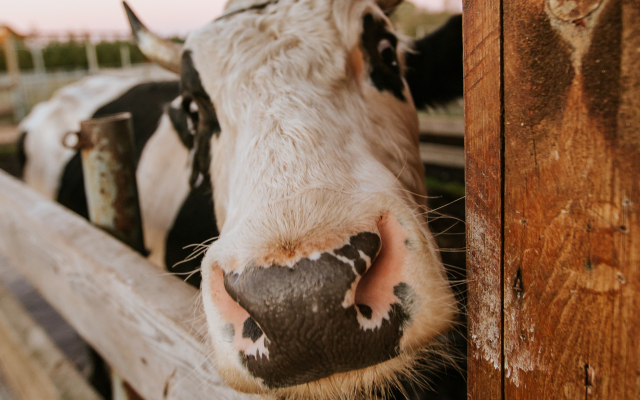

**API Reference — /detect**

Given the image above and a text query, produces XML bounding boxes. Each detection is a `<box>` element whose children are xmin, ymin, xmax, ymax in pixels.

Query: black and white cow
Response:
<box><xmin>18</xmin><ymin>72</ymin><xmax>219</xmax><ymax>286</ymax></box>
<box><xmin>20</xmin><ymin>0</ymin><xmax>463</xmax><ymax>398</ymax></box>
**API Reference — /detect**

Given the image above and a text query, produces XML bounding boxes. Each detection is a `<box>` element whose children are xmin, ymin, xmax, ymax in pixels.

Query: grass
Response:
<box><xmin>0</xmin><ymin>143</ymin><xmax>16</xmax><ymax>156</ymax></box>
<box><xmin>425</xmin><ymin>177</ymin><xmax>465</xmax><ymax>199</ymax></box>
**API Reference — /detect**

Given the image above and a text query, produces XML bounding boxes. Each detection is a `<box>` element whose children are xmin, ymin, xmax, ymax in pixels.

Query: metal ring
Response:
<box><xmin>61</xmin><ymin>131</ymin><xmax>81</xmax><ymax>150</ymax></box>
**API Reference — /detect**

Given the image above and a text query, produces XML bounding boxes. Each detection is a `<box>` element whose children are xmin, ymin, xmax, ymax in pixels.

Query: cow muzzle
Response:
<box><xmin>208</xmin><ymin>214</ymin><xmax>413</xmax><ymax>388</ymax></box>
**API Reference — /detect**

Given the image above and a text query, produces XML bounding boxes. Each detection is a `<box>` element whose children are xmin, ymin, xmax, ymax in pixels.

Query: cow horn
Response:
<box><xmin>123</xmin><ymin>1</ymin><xmax>182</xmax><ymax>73</ymax></box>
<box><xmin>376</xmin><ymin>0</ymin><xmax>403</xmax><ymax>13</ymax></box>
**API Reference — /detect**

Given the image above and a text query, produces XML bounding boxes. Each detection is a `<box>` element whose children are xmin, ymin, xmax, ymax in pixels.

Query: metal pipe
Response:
<box><xmin>75</xmin><ymin>112</ymin><xmax>145</xmax><ymax>254</ymax></box>
<box><xmin>71</xmin><ymin>112</ymin><xmax>146</xmax><ymax>400</ymax></box>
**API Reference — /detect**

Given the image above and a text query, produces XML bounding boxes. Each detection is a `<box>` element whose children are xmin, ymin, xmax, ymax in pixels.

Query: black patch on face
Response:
<box><xmin>349</xmin><ymin>231</ymin><xmax>381</xmax><ymax>261</ymax></box>
<box><xmin>404</xmin><ymin>15</ymin><xmax>463</xmax><ymax>109</ymax></box>
<box><xmin>335</xmin><ymin>232</ymin><xmax>381</xmax><ymax>274</ymax></box>
<box><xmin>165</xmin><ymin>184</ymin><xmax>219</xmax><ymax>288</ymax></box>
<box><xmin>223</xmin><ymin>231</ymin><xmax>407</xmax><ymax>388</ymax></box>
<box><xmin>393</xmin><ymin>282</ymin><xmax>411</xmax><ymax>303</ymax></box>
<box><xmin>180</xmin><ymin>51</ymin><xmax>220</xmax><ymax>190</ymax></box>
<box><xmin>223</xmin><ymin>324</ymin><xmax>235</xmax><ymax>341</ymax></box>
<box><xmin>57</xmin><ymin>81</ymin><xmax>180</xmax><ymax>222</ymax></box>
<box><xmin>167</xmin><ymin>104</ymin><xmax>194</xmax><ymax>149</ymax></box>
<box><xmin>361</xmin><ymin>13</ymin><xmax>405</xmax><ymax>101</ymax></box>
<box><xmin>15</xmin><ymin>131</ymin><xmax>27</xmax><ymax>179</ymax></box>
<box><xmin>393</xmin><ymin>283</ymin><xmax>413</xmax><ymax>327</ymax></box>
<box><xmin>242</xmin><ymin>317</ymin><xmax>264</xmax><ymax>343</ymax></box>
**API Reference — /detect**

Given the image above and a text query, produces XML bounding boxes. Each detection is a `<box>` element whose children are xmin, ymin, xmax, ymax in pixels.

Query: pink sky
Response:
<box><xmin>3</xmin><ymin>0</ymin><xmax>461</xmax><ymax>36</ymax></box>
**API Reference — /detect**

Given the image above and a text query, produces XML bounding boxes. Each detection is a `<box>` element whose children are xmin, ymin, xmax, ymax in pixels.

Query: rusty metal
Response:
<box><xmin>76</xmin><ymin>112</ymin><xmax>145</xmax><ymax>254</ymax></box>
<box><xmin>74</xmin><ymin>112</ymin><xmax>146</xmax><ymax>400</ymax></box>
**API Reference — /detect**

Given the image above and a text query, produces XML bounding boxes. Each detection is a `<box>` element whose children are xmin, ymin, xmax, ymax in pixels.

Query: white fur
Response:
<box><xmin>136</xmin><ymin>114</ymin><xmax>192</xmax><ymax>266</ymax></box>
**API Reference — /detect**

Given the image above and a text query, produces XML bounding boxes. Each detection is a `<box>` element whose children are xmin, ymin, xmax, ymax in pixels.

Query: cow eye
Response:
<box><xmin>361</xmin><ymin>13</ymin><xmax>405</xmax><ymax>100</ymax></box>
<box><xmin>377</xmin><ymin>38</ymin><xmax>398</xmax><ymax>70</ymax></box>
<box><xmin>182</xmin><ymin>97</ymin><xmax>200</xmax><ymax>131</ymax></box>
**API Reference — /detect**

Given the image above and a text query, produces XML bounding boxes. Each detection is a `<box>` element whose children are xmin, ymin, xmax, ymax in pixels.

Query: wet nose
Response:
<box><xmin>222</xmin><ymin>230</ymin><xmax>411</xmax><ymax>388</ymax></box>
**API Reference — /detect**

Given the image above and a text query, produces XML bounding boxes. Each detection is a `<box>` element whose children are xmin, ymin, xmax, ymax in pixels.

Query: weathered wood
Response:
<box><xmin>0</xmin><ymin>368</ymin><xmax>18</xmax><ymax>400</ymax></box>
<box><xmin>0</xmin><ymin>170</ymin><xmax>256</xmax><ymax>400</ymax></box>
<box><xmin>420</xmin><ymin>143</ymin><xmax>465</xmax><ymax>168</ymax></box>
<box><xmin>0</xmin><ymin>278</ymin><xmax>102</xmax><ymax>400</ymax></box>
<box><xmin>0</xmin><ymin>254</ymin><xmax>92</xmax><ymax>374</ymax></box>
<box><xmin>0</xmin><ymin>291</ymin><xmax>62</xmax><ymax>400</ymax></box>
<box><xmin>503</xmin><ymin>0</ymin><xmax>640</xmax><ymax>398</ymax></box>
<box><xmin>463</xmin><ymin>0</ymin><xmax>504</xmax><ymax>398</ymax></box>
<box><xmin>86</xmin><ymin>37</ymin><xmax>99</xmax><ymax>73</ymax></box>
<box><xmin>418</xmin><ymin>115</ymin><xmax>465</xmax><ymax>138</ymax></box>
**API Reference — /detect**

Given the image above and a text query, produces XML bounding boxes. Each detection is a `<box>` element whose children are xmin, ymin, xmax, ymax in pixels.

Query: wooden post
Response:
<box><xmin>30</xmin><ymin>45</ymin><xmax>46</xmax><ymax>74</ymax></box>
<box><xmin>463</xmin><ymin>0</ymin><xmax>503</xmax><ymax>398</ymax></box>
<box><xmin>2</xmin><ymin>32</ymin><xmax>25</xmax><ymax>121</ymax></box>
<box><xmin>85</xmin><ymin>35</ymin><xmax>99</xmax><ymax>73</ymax></box>
<box><xmin>466</xmin><ymin>0</ymin><xmax>640</xmax><ymax>398</ymax></box>
<box><xmin>120</xmin><ymin>44</ymin><xmax>131</xmax><ymax>68</ymax></box>
<box><xmin>76</xmin><ymin>113</ymin><xmax>145</xmax><ymax>400</ymax></box>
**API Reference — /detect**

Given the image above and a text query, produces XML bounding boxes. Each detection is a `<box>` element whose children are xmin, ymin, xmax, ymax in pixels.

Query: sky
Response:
<box><xmin>2</xmin><ymin>0</ymin><xmax>461</xmax><ymax>36</ymax></box>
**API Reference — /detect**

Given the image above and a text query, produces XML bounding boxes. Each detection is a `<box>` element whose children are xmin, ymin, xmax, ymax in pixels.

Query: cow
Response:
<box><xmin>19</xmin><ymin>0</ymin><xmax>464</xmax><ymax>398</ymax></box>
<box><xmin>124</xmin><ymin>0</ymin><xmax>465</xmax><ymax>398</ymax></box>
<box><xmin>18</xmin><ymin>72</ymin><xmax>221</xmax><ymax>285</ymax></box>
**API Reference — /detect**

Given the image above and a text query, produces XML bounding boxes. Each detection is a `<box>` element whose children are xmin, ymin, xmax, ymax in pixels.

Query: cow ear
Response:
<box><xmin>376</xmin><ymin>0</ymin><xmax>403</xmax><ymax>14</ymax></box>
<box><xmin>404</xmin><ymin>15</ymin><xmax>463</xmax><ymax>109</ymax></box>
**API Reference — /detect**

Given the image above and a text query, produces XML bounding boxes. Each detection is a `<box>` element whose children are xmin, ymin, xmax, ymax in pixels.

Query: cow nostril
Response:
<box><xmin>354</xmin><ymin>213</ymin><xmax>408</xmax><ymax>326</ymax></box>
<box><xmin>242</xmin><ymin>317</ymin><xmax>264</xmax><ymax>342</ymax></box>
<box><xmin>211</xmin><ymin>215</ymin><xmax>412</xmax><ymax>387</ymax></box>
<box><xmin>356</xmin><ymin>303</ymin><xmax>373</xmax><ymax>319</ymax></box>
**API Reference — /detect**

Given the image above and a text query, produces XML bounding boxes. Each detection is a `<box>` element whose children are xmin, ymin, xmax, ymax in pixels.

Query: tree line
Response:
<box><xmin>0</xmin><ymin>39</ymin><xmax>147</xmax><ymax>72</ymax></box>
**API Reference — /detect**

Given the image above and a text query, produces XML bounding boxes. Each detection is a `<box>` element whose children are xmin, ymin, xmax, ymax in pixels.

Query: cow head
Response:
<box><xmin>126</xmin><ymin>0</ymin><xmax>461</xmax><ymax>398</ymax></box>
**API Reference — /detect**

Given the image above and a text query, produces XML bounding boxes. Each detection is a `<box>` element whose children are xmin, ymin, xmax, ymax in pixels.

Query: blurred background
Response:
<box><xmin>0</xmin><ymin>0</ymin><xmax>462</xmax><ymax>127</ymax></box>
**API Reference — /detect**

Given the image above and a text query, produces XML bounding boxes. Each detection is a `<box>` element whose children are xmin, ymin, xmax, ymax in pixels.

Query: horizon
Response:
<box><xmin>2</xmin><ymin>0</ymin><xmax>462</xmax><ymax>36</ymax></box>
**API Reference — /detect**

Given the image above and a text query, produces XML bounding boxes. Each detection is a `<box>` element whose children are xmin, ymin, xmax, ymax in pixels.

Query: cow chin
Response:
<box><xmin>200</xmin><ymin>203</ymin><xmax>457</xmax><ymax>399</ymax></box>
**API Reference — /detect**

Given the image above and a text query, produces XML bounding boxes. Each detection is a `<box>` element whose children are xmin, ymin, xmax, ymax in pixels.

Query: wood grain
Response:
<box><xmin>0</xmin><ymin>279</ymin><xmax>102</xmax><ymax>400</ymax></box>
<box><xmin>0</xmin><ymin>170</ymin><xmax>257</xmax><ymax>400</ymax></box>
<box><xmin>0</xmin><ymin>289</ymin><xmax>62</xmax><ymax>400</ymax></box>
<box><xmin>463</xmin><ymin>0</ymin><xmax>504</xmax><ymax>398</ymax></box>
<box><xmin>502</xmin><ymin>0</ymin><xmax>640</xmax><ymax>398</ymax></box>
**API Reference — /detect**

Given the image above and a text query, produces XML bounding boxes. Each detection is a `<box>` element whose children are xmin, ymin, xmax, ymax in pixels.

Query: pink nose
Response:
<box><xmin>210</xmin><ymin>214</ymin><xmax>413</xmax><ymax>388</ymax></box>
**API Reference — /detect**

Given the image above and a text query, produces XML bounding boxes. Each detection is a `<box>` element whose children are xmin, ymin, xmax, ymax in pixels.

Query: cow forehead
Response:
<box><xmin>183</xmin><ymin>0</ymin><xmax>388</xmax><ymax>99</ymax></box>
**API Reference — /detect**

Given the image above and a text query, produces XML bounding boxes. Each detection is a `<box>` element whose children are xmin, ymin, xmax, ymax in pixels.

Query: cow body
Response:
<box><xmin>19</xmin><ymin>75</ymin><xmax>217</xmax><ymax>286</ymax></box>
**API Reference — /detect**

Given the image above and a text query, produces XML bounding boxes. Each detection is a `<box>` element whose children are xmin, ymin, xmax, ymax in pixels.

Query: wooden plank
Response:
<box><xmin>0</xmin><ymin>255</ymin><xmax>91</xmax><ymax>375</ymax></box>
<box><xmin>0</xmin><ymin>368</ymin><xmax>19</xmax><ymax>400</ymax></box>
<box><xmin>0</xmin><ymin>279</ymin><xmax>102</xmax><ymax>400</ymax></box>
<box><xmin>0</xmin><ymin>171</ymin><xmax>256</xmax><ymax>400</ymax></box>
<box><xmin>418</xmin><ymin>115</ymin><xmax>465</xmax><ymax>138</ymax></box>
<box><xmin>503</xmin><ymin>0</ymin><xmax>640</xmax><ymax>398</ymax></box>
<box><xmin>0</xmin><ymin>125</ymin><xmax>19</xmax><ymax>146</ymax></box>
<box><xmin>0</xmin><ymin>307</ymin><xmax>61</xmax><ymax>400</ymax></box>
<box><xmin>419</xmin><ymin>143</ymin><xmax>465</xmax><ymax>168</ymax></box>
<box><xmin>463</xmin><ymin>0</ymin><xmax>504</xmax><ymax>398</ymax></box>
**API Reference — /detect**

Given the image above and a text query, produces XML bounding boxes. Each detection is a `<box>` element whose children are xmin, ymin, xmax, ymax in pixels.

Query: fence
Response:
<box><xmin>0</xmin><ymin>170</ymin><xmax>254</xmax><ymax>399</ymax></box>
<box><xmin>0</xmin><ymin>29</ymin><xmax>148</xmax><ymax>121</ymax></box>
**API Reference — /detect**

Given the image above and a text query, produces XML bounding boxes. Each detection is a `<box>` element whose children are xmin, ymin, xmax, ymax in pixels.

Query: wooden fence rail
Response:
<box><xmin>0</xmin><ymin>170</ymin><xmax>255</xmax><ymax>400</ymax></box>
